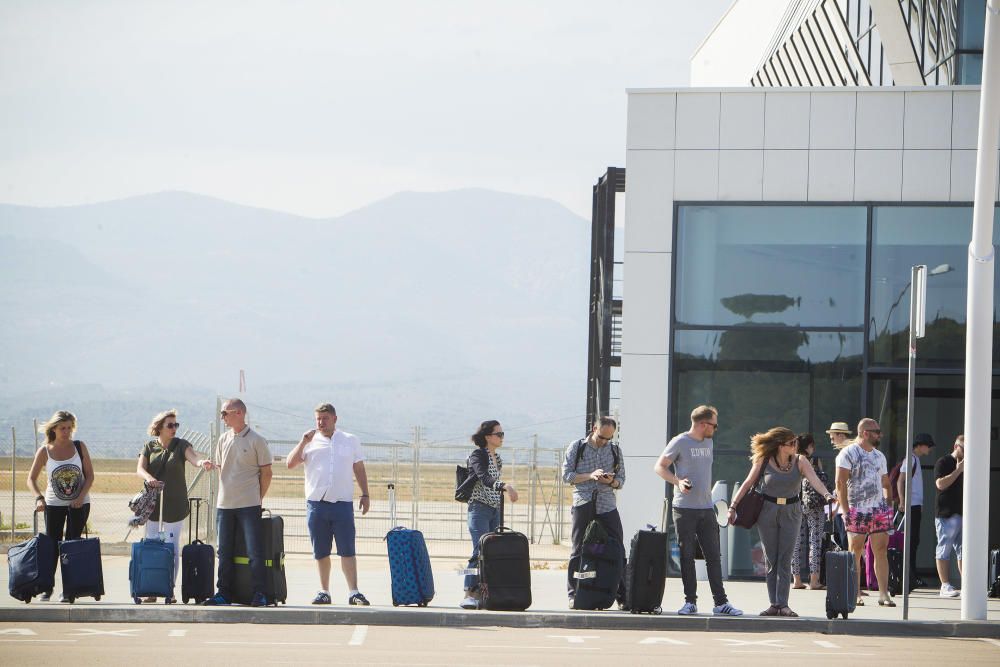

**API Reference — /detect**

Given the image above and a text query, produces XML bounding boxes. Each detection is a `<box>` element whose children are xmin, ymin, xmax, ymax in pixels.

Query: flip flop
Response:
<box><xmin>792</xmin><ymin>584</ymin><xmax>807</xmax><ymax>589</ymax></box>
<box><xmin>856</xmin><ymin>598</ymin><xmax>865</xmax><ymax>606</ymax></box>
<box><xmin>807</xmin><ymin>584</ymin><xmax>826</xmax><ymax>590</ymax></box>
<box><xmin>878</xmin><ymin>598</ymin><xmax>897</xmax><ymax>607</ymax></box>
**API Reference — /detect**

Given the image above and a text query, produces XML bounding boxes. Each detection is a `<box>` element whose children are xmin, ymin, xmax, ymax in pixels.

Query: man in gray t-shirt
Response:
<box><xmin>654</xmin><ymin>405</ymin><xmax>741</xmax><ymax>616</ymax></box>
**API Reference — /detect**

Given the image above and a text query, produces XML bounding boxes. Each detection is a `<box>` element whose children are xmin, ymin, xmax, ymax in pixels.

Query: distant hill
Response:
<box><xmin>0</xmin><ymin>189</ymin><xmax>592</xmax><ymax>454</ymax></box>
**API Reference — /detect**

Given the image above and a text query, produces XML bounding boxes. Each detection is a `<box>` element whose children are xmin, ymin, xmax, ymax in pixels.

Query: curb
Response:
<box><xmin>1</xmin><ymin>604</ymin><xmax>998</xmax><ymax>638</ymax></box>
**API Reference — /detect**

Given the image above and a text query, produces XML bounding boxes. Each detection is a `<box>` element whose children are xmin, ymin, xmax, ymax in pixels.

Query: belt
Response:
<box><xmin>762</xmin><ymin>494</ymin><xmax>800</xmax><ymax>505</ymax></box>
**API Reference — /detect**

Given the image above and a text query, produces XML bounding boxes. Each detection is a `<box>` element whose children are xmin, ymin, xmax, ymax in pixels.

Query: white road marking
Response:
<box><xmin>546</xmin><ymin>635</ymin><xmax>599</xmax><ymax>644</ymax></box>
<box><xmin>349</xmin><ymin>625</ymin><xmax>368</xmax><ymax>646</ymax></box>
<box><xmin>980</xmin><ymin>638</ymin><xmax>1000</xmax><ymax>648</ymax></box>
<box><xmin>467</xmin><ymin>645</ymin><xmax>598</xmax><ymax>651</ymax></box>
<box><xmin>206</xmin><ymin>641</ymin><xmax>340</xmax><ymax>646</ymax></box>
<box><xmin>639</xmin><ymin>637</ymin><xmax>691</xmax><ymax>645</ymax></box>
<box><xmin>0</xmin><ymin>639</ymin><xmax>76</xmax><ymax>643</ymax></box>
<box><xmin>70</xmin><ymin>629</ymin><xmax>141</xmax><ymax>637</ymax></box>
<box><xmin>814</xmin><ymin>640</ymin><xmax>840</xmax><ymax>649</ymax></box>
<box><xmin>0</xmin><ymin>629</ymin><xmax>37</xmax><ymax>636</ymax></box>
<box><xmin>733</xmin><ymin>651</ymin><xmax>874</xmax><ymax>656</ymax></box>
<box><xmin>715</xmin><ymin>638</ymin><xmax>788</xmax><ymax>648</ymax></box>
<box><xmin>168</xmin><ymin>629</ymin><xmax>187</xmax><ymax>638</ymax></box>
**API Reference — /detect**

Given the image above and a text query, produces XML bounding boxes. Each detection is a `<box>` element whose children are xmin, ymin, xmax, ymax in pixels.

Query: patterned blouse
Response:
<box><xmin>470</xmin><ymin>451</ymin><xmax>503</xmax><ymax>508</ymax></box>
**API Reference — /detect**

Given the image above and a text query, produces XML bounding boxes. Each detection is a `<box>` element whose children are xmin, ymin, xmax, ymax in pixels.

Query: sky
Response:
<box><xmin>0</xmin><ymin>0</ymin><xmax>732</xmax><ymax>219</ymax></box>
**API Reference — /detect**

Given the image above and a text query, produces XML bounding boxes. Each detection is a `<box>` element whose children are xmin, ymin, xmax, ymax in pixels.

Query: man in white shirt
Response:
<box><xmin>894</xmin><ymin>432</ymin><xmax>935</xmax><ymax>589</ymax></box>
<box><xmin>286</xmin><ymin>403</ymin><xmax>371</xmax><ymax>606</ymax></box>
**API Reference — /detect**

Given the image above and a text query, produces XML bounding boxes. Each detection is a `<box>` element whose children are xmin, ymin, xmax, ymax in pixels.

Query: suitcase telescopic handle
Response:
<box><xmin>388</xmin><ymin>483</ymin><xmax>396</xmax><ymax>527</ymax></box>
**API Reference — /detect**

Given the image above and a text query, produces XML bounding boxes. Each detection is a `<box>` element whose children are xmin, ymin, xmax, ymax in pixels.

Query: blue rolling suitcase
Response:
<box><xmin>129</xmin><ymin>487</ymin><xmax>176</xmax><ymax>604</ymax></box>
<box><xmin>8</xmin><ymin>514</ymin><xmax>56</xmax><ymax>603</ymax></box>
<box><xmin>385</xmin><ymin>483</ymin><xmax>434</xmax><ymax>606</ymax></box>
<box><xmin>59</xmin><ymin>535</ymin><xmax>104</xmax><ymax>603</ymax></box>
<box><xmin>825</xmin><ymin>547</ymin><xmax>857</xmax><ymax>619</ymax></box>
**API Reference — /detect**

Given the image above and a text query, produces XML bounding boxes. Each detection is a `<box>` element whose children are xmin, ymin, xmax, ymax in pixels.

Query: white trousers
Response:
<box><xmin>145</xmin><ymin>519</ymin><xmax>184</xmax><ymax>587</ymax></box>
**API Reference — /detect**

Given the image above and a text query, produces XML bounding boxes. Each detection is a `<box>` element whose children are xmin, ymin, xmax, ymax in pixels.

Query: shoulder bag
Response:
<box><xmin>732</xmin><ymin>460</ymin><xmax>767</xmax><ymax>529</ymax></box>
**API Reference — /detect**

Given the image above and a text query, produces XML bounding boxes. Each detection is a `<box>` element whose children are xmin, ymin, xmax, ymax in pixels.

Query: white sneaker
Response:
<box><xmin>459</xmin><ymin>596</ymin><xmax>479</xmax><ymax>609</ymax></box>
<box><xmin>939</xmin><ymin>583</ymin><xmax>960</xmax><ymax>598</ymax></box>
<box><xmin>677</xmin><ymin>602</ymin><xmax>697</xmax><ymax>615</ymax></box>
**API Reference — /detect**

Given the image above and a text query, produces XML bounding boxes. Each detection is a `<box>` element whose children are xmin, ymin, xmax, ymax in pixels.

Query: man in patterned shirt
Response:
<box><xmin>562</xmin><ymin>416</ymin><xmax>626</xmax><ymax>607</ymax></box>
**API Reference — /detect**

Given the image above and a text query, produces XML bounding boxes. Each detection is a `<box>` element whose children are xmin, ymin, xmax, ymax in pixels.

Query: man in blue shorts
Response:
<box><xmin>286</xmin><ymin>403</ymin><xmax>371</xmax><ymax>605</ymax></box>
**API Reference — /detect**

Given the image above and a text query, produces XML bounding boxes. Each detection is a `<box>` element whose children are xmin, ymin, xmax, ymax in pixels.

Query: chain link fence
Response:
<box><xmin>1</xmin><ymin>426</ymin><xmax>575</xmax><ymax>560</ymax></box>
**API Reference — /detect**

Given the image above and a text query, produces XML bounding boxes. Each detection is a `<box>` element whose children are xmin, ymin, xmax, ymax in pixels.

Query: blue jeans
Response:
<box><xmin>216</xmin><ymin>506</ymin><xmax>265</xmax><ymax>599</ymax></box>
<box><xmin>465</xmin><ymin>501</ymin><xmax>500</xmax><ymax>591</ymax></box>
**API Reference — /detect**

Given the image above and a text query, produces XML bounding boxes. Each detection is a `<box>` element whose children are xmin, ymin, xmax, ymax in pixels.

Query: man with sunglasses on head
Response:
<box><xmin>562</xmin><ymin>416</ymin><xmax>626</xmax><ymax>608</ymax></box>
<box><xmin>655</xmin><ymin>405</ymin><xmax>742</xmax><ymax>616</ymax></box>
<box><xmin>835</xmin><ymin>417</ymin><xmax>894</xmax><ymax>607</ymax></box>
<box><xmin>203</xmin><ymin>398</ymin><xmax>273</xmax><ymax>607</ymax></box>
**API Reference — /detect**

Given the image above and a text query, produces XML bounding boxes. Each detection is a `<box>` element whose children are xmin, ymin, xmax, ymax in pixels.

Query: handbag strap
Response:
<box><xmin>149</xmin><ymin>438</ymin><xmax>175</xmax><ymax>482</ymax></box>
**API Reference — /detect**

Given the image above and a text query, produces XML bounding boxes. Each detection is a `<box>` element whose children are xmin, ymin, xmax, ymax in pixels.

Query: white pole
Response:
<box><xmin>962</xmin><ymin>0</ymin><xmax>1000</xmax><ymax>622</ymax></box>
<box><xmin>902</xmin><ymin>264</ymin><xmax>926</xmax><ymax>620</ymax></box>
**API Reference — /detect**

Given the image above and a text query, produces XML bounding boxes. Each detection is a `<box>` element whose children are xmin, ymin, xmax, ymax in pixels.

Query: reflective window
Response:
<box><xmin>958</xmin><ymin>0</ymin><xmax>987</xmax><ymax>50</ymax></box>
<box><xmin>675</xmin><ymin>206</ymin><xmax>867</xmax><ymax>327</ymax></box>
<box><xmin>869</xmin><ymin>206</ymin><xmax>1000</xmax><ymax>367</ymax></box>
<box><xmin>957</xmin><ymin>53</ymin><xmax>983</xmax><ymax>85</ymax></box>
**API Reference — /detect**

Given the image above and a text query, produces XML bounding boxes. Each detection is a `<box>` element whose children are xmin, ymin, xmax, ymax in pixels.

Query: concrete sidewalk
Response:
<box><xmin>2</xmin><ymin>554</ymin><xmax>999</xmax><ymax>638</ymax></box>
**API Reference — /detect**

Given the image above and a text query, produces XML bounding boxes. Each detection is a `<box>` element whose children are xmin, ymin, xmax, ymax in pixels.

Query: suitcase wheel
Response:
<box><xmin>133</xmin><ymin>597</ymin><xmax>142</xmax><ymax>605</ymax></box>
<box><xmin>393</xmin><ymin>602</ymin><xmax>399</xmax><ymax>607</ymax></box>
<box><xmin>418</xmin><ymin>601</ymin><xmax>427</xmax><ymax>607</ymax></box>
<box><xmin>94</xmin><ymin>596</ymin><xmax>101</xmax><ymax>602</ymax></box>
<box><xmin>65</xmin><ymin>597</ymin><xmax>75</xmax><ymax>604</ymax></box>
<box><xmin>183</xmin><ymin>597</ymin><xmax>189</xmax><ymax>604</ymax></box>
<box><xmin>841</xmin><ymin>612</ymin><xmax>848</xmax><ymax>620</ymax></box>
<box><xmin>165</xmin><ymin>597</ymin><xmax>175</xmax><ymax>604</ymax></box>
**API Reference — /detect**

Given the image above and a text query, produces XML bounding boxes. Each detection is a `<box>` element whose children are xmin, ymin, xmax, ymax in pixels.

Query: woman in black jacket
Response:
<box><xmin>460</xmin><ymin>420</ymin><xmax>518</xmax><ymax>610</ymax></box>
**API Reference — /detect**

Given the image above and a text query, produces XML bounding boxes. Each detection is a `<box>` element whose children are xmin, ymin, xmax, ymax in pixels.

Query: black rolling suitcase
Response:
<box><xmin>478</xmin><ymin>496</ymin><xmax>531</xmax><ymax>611</ymax></box>
<box><xmin>231</xmin><ymin>508</ymin><xmax>286</xmax><ymax>606</ymax></box>
<box><xmin>8</xmin><ymin>514</ymin><xmax>56</xmax><ymax>603</ymax></box>
<box><xmin>59</xmin><ymin>531</ymin><xmax>104</xmax><ymax>603</ymax></box>
<box><xmin>182</xmin><ymin>497</ymin><xmax>215</xmax><ymax>604</ymax></box>
<box><xmin>624</xmin><ymin>527</ymin><xmax>667</xmax><ymax>614</ymax></box>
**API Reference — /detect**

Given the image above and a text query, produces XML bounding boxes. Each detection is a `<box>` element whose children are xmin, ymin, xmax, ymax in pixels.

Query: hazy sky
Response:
<box><xmin>0</xmin><ymin>1</ymin><xmax>731</xmax><ymax>219</ymax></box>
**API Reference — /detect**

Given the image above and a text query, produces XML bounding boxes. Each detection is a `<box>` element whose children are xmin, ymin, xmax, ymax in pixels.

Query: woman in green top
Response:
<box><xmin>136</xmin><ymin>409</ymin><xmax>213</xmax><ymax>602</ymax></box>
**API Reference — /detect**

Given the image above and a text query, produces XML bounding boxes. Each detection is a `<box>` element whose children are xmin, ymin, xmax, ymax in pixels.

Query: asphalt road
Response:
<box><xmin>2</xmin><ymin>622</ymin><xmax>999</xmax><ymax>666</ymax></box>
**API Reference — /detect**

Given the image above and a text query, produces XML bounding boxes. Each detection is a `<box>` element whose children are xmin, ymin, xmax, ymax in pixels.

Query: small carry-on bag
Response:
<box><xmin>129</xmin><ymin>487</ymin><xmax>176</xmax><ymax>603</ymax></box>
<box><xmin>624</xmin><ymin>526</ymin><xmax>668</xmax><ymax>614</ymax></box>
<box><xmin>478</xmin><ymin>495</ymin><xmax>532</xmax><ymax>611</ymax></box>
<box><xmin>385</xmin><ymin>483</ymin><xmax>435</xmax><ymax>606</ymax></box>
<box><xmin>181</xmin><ymin>497</ymin><xmax>215</xmax><ymax>604</ymax></box>
<box><xmin>59</xmin><ymin>528</ymin><xmax>104</xmax><ymax>603</ymax></box>
<box><xmin>8</xmin><ymin>514</ymin><xmax>56</xmax><ymax>603</ymax></box>
<box><xmin>231</xmin><ymin>509</ymin><xmax>286</xmax><ymax>605</ymax></box>
<box><xmin>825</xmin><ymin>506</ymin><xmax>857</xmax><ymax>619</ymax></box>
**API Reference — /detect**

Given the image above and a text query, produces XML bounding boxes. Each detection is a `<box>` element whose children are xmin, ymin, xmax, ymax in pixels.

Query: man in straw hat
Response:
<box><xmin>826</xmin><ymin>422</ymin><xmax>853</xmax><ymax>450</ymax></box>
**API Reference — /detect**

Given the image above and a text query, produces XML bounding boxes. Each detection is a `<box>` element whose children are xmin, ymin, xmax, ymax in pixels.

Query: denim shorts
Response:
<box><xmin>306</xmin><ymin>500</ymin><xmax>356</xmax><ymax>558</ymax></box>
<box><xmin>844</xmin><ymin>503</ymin><xmax>893</xmax><ymax>535</ymax></box>
<box><xmin>935</xmin><ymin>514</ymin><xmax>962</xmax><ymax>560</ymax></box>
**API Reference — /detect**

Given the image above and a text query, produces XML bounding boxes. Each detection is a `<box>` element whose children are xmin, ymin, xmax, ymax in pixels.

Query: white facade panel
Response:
<box><xmin>624</xmin><ymin>150</ymin><xmax>675</xmax><ymax>253</ymax></box>
<box><xmin>617</xmin><ymin>352</ymin><xmax>670</xmax><ymax>541</ymax></box>
<box><xmin>950</xmin><ymin>149</ymin><xmax>977</xmax><ymax>202</ymax></box>
<box><xmin>903</xmin><ymin>91</ymin><xmax>953</xmax><ymax>149</ymax></box>
<box><xmin>718</xmin><ymin>150</ymin><xmax>764</xmax><ymax>200</ymax></box>
<box><xmin>809</xmin><ymin>92</ymin><xmax>857</xmax><ymax>149</ymax></box>
<box><xmin>808</xmin><ymin>149</ymin><xmax>855</xmax><ymax>200</ymax></box>
<box><xmin>952</xmin><ymin>90</ymin><xmax>981</xmax><ymax>151</ymax></box>
<box><xmin>621</xmin><ymin>252</ymin><xmax>671</xmax><ymax>355</ymax></box>
<box><xmin>674</xmin><ymin>150</ymin><xmax>720</xmax><ymax>200</ymax></box>
<box><xmin>855</xmin><ymin>91</ymin><xmax>905</xmax><ymax>149</ymax></box>
<box><xmin>675</xmin><ymin>93</ymin><xmax>721</xmax><ymax>150</ymax></box>
<box><xmin>902</xmin><ymin>149</ymin><xmax>952</xmax><ymax>200</ymax></box>
<box><xmin>764</xmin><ymin>92</ymin><xmax>811</xmax><ymax>149</ymax></box>
<box><xmin>762</xmin><ymin>149</ymin><xmax>809</xmax><ymax>200</ymax></box>
<box><xmin>720</xmin><ymin>92</ymin><xmax>765</xmax><ymax>149</ymax></box>
<box><xmin>854</xmin><ymin>149</ymin><xmax>903</xmax><ymax>201</ymax></box>
<box><xmin>627</xmin><ymin>93</ymin><xmax>677</xmax><ymax>150</ymax></box>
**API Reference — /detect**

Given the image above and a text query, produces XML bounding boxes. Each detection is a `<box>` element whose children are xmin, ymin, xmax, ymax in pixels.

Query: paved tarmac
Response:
<box><xmin>2</xmin><ymin>553</ymin><xmax>999</xmax><ymax>638</ymax></box>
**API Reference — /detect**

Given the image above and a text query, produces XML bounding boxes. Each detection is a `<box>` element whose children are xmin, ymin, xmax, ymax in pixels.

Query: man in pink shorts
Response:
<box><xmin>835</xmin><ymin>417</ymin><xmax>894</xmax><ymax>607</ymax></box>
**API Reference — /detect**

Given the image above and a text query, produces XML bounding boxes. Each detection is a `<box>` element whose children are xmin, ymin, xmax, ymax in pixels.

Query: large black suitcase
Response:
<box><xmin>625</xmin><ymin>528</ymin><xmax>668</xmax><ymax>613</ymax></box>
<box><xmin>59</xmin><ymin>535</ymin><xmax>104</xmax><ymax>603</ymax></box>
<box><xmin>7</xmin><ymin>515</ymin><xmax>55</xmax><ymax>603</ymax></box>
<box><xmin>232</xmin><ymin>509</ymin><xmax>286</xmax><ymax>606</ymax></box>
<box><xmin>478</xmin><ymin>496</ymin><xmax>531</xmax><ymax>611</ymax></box>
<box><xmin>825</xmin><ymin>548</ymin><xmax>857</xmax><ymax>619</ymax></box>
<box><xmin>182</xmin><ymin>497</ymin><xmax>215</xmax><ymax>604</ymax></box>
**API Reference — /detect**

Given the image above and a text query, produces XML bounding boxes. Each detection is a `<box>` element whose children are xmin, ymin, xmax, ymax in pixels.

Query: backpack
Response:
<box><xmin>573</xmin><ymin>438</ymin><xmax>621</xmax><ymax>474</ymax></box>
<box><xmin>888</xmin><ymin>457</ymin><xmax>916</xmax><ymax>505</ymax></box>
<box><xmin>801</xmin><ymin>467</ymin><xmax>830</xmax><ymax>510</ymax></box>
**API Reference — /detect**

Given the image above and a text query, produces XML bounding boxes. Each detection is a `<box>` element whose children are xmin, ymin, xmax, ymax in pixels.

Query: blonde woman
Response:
<box><xmin>26</xmin><ymin>410</ymin><xmax>95</xmax><ymax>602</ymax></box>
<box><xmin>135</xmin><ymin>409</ymin><xmax>213</xmax><ymax>603</ymax></box>
<box><xmin>729</xmin><ymin>426</ymin><xmax>834</xmax><ymax>617</ymax></box>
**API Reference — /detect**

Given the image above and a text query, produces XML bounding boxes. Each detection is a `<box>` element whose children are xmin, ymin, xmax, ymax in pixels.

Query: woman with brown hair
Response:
<box><xmin>729</xmin><ymin>426</ymin><xmax>834</xmax><ymax>617</ymax></box>
<box><xmin>26</xmin><ymin>410</ymin><xmax>95</xmax><ymax>602</ymax></box>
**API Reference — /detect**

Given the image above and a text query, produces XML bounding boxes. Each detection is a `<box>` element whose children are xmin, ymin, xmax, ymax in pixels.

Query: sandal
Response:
<box><xmin>807</xmin><ymin>584</ymin><xmax>826</xmax><ymax>591</ymax></box>
<box><xmin>792</xmin><ymin>584</ymin><xmax>807</xmax><ymax>590</ymax></box>
<box><xmin>759</xmin><ymin>605</ymin><xmax>780</xmax><ymax>616</ymax></box>
<box><xmin>878</xmin><ymin>598</ymin><xmax>896</xmax><ymax>607</ymax></box>
<box><xmin>856</xmin><ymin>597</ymin><xmax>865</xmax><ymax>606</ymax></box>
<box><xmin>778</xmin><ymin>606</ymin><xmax>799</xmax><ymax>617</ymax></box>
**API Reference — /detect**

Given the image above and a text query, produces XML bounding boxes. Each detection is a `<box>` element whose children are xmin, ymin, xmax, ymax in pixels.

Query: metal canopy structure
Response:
<box><xmin>586</xmin><ymin>167</ymin><xmax>623</xmax><ymax>433</ymax></box>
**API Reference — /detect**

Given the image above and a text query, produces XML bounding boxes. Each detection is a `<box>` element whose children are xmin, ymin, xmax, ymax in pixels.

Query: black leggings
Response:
<box><xmin>44</xmin><ymin>503</ymin><xmax>91</xmax><ymax>576</ymax></box>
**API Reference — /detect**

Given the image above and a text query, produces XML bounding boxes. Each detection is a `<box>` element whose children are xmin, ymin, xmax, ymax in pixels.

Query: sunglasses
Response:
<box><xmin>165</xmin><ymin>422</ymin><xmax>180</xmax><ymax>429</ymax></box>
<box><xmin>220</xmin><ymin>410</ymin><xmax>239</xmax><ymax>417</ymax></box>
<box><xmin>490</xmin><ymin>431</ymin><xmax>505</xmax><ymax>438</ymax></box>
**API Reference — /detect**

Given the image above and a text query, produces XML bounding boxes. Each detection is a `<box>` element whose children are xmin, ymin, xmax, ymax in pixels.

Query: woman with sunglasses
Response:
<box><xmin>459</xmin><ymin>420</ymin><xmax>518</xmax><ymax>610</ymax></box>
<box><xmin>135</xmin><ymin>409</ymin><xmax>213</xmax><ymax>602</ymax></box>
<box><xmin>729</xmin><ymin>426</ymin><xmax>835</xmax><ymax>617</ymax></box>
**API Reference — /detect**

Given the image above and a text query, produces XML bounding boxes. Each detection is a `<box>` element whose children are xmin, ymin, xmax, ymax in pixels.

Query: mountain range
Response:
<box><xmin>0</xmin><ymin>189</ymin><xmax>593</xmax><ymax>455</ymax></box>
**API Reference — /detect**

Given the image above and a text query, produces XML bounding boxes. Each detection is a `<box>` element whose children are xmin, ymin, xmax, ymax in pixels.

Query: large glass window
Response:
<box><xmin>675</xmin><ymin>206</ymin><xmax>867</xmax><ymax>327</ymax></box>
<box><xmin>869</xmin><ymin>206</ymin><xmax>1000</xmax><ymax>367</ymax></box>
